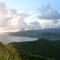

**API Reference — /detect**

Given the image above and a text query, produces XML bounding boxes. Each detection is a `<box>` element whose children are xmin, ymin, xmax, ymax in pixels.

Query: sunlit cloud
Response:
<box><xmin>0</xmin><ymin>3</ymin><xmax>60</xmax><ymax>32</ymax></box>
<box><xmin>0</xmin><ymin>2</ymin><xmax>27</xmax><ymax>32</ymax></box>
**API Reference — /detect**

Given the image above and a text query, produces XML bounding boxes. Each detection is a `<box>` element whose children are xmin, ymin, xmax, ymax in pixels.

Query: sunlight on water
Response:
<box><xmin>0</xmin><ymin>32</ymin><xmax>37</xmax><ymax>44</ymax></box>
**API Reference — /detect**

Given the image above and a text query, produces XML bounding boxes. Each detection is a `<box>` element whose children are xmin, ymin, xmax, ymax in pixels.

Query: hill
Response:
<box><xmin>9</xmin><ymin>38</ymin><xmax>60</xmax><ymax>60</ymax></box>
<box><xmin>10</xmin><ymin>28</ymin><xmax>60</xmax><ymax>40</ymax></box>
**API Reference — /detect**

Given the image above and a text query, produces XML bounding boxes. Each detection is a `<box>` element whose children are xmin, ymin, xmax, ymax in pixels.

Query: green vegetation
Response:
<box><xmin>0</xmin><ymin>38</ymin><xmax>60</xmax><ymax>60</ymax></box>
<box><xmin>9</xmin><ymin>38</ymin><xmax>60</xmax><ymax>60</ymax></box>
<box><xmin>0</xmin><ymin>43</ymin><xmax>20</xmax><ymax>60</ymax></box>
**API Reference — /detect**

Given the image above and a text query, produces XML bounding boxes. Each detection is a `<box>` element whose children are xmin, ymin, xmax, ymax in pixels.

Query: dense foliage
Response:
<box><xmin>0</xmin><ymin>38</ymin><xmax>60</xmax><ymax>60</ymax></box>
<box><xmin>9</xmin><ymin>38</ymin><xmax>60</xmax><ymax>60</ymax></box>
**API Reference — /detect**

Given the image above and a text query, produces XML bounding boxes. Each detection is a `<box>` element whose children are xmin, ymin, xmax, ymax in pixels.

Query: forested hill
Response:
<box><xmin>9</xmin><ymin>38</ymin><xmax>60</xmax><ymax>60</ymax></box>
<box><xmin>0</xmin><ymin>38</ymin><xmax>60</xmax><ymax>60</ymax></box>
<box><xmin>10</xmin><ymin>28</ymin><xmax>60</xmax><ymax>40</ymax></box>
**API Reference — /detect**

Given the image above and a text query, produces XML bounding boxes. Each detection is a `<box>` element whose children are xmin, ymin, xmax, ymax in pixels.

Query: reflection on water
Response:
<box><xmin>0</xmin><ymin>32</ymin><xmax>37</xmax><ymax>44</ymax></box>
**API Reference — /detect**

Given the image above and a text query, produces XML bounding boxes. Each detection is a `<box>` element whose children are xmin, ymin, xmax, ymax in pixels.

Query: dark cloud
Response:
<box><xmin>28</xmin><ymin>21</ymin><xmax>41</xmax><ymax>29</ymax></box>
<box><xmin>38</xmin><ymin>5</ymin><xmax>60</xmax><ymax>19</ymax></box>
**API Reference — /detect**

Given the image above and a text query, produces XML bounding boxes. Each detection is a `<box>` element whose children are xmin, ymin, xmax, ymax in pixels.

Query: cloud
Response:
<box><xmin>27</xmin><ymin>21</ymin><xmax>41</xmax><ymax>29</ymax></box>
<box><xmin>36</xmin><ymin>5</ymin><xmax>60</xmax><ymax>28</ymax></box>
<box><xmin>38</xmin><ymin>4</ymin><xmax>60</xmax><ymax>20</ymax></box>
<box><xmin>0</xmin><ymin>2</ymin><xmax>27</xmax><ymax>31</ymax></box>
<box><xmin>25</xmin><ymin>4</ymin><xmax>60</xmax><ymax>29</ymax></box>
<box><xmin>39</xmin><ymin>20</ymin><xmax>60</xmax><ymax>28</ymax></box>
<box><xmin>0</xmin><ymin>3</ymin><xmax>60</xmax><ymax>31</ymax></box>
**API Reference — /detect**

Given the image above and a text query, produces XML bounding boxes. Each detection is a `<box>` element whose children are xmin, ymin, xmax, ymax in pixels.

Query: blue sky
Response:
<box><xmin>0</xmin><ymin>0</ymin><xmax>60</xmax><ymax>12</ymax></box>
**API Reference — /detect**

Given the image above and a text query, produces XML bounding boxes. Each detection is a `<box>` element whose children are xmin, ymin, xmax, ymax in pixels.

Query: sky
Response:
<box><xmin>0</xmin><ymin>0</ymin><xmax>60</xmax><ymax>32</ymax></box>
<box><xmin>0</xmin><ymin>0</ymin><xmax>60</xmax><ymax>12</ymax></box>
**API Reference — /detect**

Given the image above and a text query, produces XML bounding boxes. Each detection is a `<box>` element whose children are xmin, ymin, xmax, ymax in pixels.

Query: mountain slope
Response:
<box><xmin>10</xmin><ymin>28</ymin><xmax>60</xmax><ymax>40</ymax></box>
<box><xmin>9</xmin><ymin>38</ymin><xmax>60</xmax><ymax>60</ymax></box>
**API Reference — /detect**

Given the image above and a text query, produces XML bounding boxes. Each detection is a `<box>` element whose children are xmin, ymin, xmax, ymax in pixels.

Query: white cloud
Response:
<box><xmin>25</xmin><ymin>4</ymin><xmax>60</xmax><ymax>29</ymax></box>
<box><xmin>0</xmin><ymin>3</ymin><xmax>60</xmax><ymax>31</ymax></box>
<box><xmin>0</xmin><ymin>3</ymin><xmax>27</xmax><ymax>31</ymax></box>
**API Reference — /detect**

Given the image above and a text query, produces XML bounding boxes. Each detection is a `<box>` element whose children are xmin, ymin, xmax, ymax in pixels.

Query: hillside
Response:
<box><xmin>9</xmin><ymin>38</ymin><xmax>60</xmax><ymax>60</ymax></box>
<box><xmin>10</xmin><ymin>28</ymin><xmax>60</xmax><ymax>40</ymax></box>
